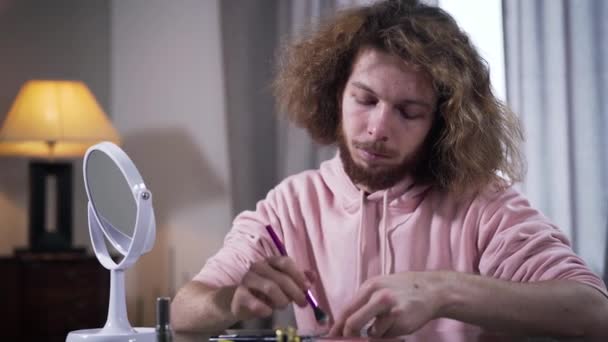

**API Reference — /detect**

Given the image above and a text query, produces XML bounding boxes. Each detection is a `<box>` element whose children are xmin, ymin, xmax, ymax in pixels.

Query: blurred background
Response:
<box><xmin>0</xmin><ymin>0</ymin><xmax>606</xmax><ymax>339</ymax></box>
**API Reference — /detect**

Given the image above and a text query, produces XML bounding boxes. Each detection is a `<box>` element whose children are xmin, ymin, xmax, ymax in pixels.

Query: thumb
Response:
<box><xmin>304</xmin><ymin>270</ymin><xmax>317</xmax><ymax>285</ymax></box>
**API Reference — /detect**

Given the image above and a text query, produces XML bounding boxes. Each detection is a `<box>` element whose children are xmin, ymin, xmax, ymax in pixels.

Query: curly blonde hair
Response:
<box><xmin>274</xmin><ymin>0</ymin><xmax>524</xmax><ymax>194</ymax></box>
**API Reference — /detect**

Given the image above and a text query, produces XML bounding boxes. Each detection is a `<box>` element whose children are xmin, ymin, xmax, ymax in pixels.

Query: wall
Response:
<box><xmin>110</xmin><ymin>0</ymin><xmax>232</xmax><ymax>325</ymax></box>
<box><xmin>0</xmin><ymin>0</ymin><xmax>232</xmax><ymax>326</ymax></box>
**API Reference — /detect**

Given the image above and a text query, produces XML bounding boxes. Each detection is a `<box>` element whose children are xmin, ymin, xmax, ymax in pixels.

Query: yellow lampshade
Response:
<box><xmin>0</xmin><ymin>80</ymin><xmax>120</xmax><ymax>158</ymax></box>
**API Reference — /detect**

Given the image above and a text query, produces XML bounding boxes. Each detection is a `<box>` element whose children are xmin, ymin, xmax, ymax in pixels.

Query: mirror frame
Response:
<box><xmin>83</xmin><ymin>142</ymin><xmax>155</xmax><ymax>270</ymax></box>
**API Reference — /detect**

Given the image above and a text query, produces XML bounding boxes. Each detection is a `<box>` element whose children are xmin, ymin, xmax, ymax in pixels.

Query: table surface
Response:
<box><xmin>172</xmin><ymin>330</ymin><xmax>588</xmax><ymax>342</ymax></box>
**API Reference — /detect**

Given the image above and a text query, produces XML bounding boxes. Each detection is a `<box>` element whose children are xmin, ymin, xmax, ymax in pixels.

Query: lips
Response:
<box><xmin>360</xmin><ymin>147</ymin><xmax>389</xmax><ymax>158</ymax></box>
<box><xmin>357</xmin><ymin>147</ymin><xmax>392</xmax><ymax>163</ymax></box>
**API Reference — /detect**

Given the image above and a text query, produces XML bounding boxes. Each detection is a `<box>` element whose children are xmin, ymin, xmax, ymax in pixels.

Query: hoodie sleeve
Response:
<box><xmin>476</xmin><ymin>186</ymin><xmax>607</xmax><ymax>296</ymax></box>
<box><xmin>192</xmin><ymin>188</ymin><xmax>284</xmax><ymax>288</ymax></box>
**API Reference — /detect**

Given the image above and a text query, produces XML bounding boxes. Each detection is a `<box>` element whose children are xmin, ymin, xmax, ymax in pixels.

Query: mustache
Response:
<box><xmin>352</xmin><ymin>140</ymin><xmax>398</xmax><ymax>157</ymax></box>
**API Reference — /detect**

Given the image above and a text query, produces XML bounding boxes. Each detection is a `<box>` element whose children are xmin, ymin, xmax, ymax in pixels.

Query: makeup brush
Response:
<box><xmin>265</xmin><ymin>225</ymin><xmax>329</xmax><ymax>324</ymax></box>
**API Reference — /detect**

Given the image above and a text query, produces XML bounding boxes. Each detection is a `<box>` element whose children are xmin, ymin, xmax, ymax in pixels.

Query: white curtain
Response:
<box><xmin>503</xmin><ymin>0</ymin><xmax>608</xmax><ymax>278</ymax></box>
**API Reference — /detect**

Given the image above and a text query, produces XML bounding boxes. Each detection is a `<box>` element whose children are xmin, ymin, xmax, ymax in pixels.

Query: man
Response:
<box><xmin>172</xmin><ymin>0</ymin><xmax>608</xmax><ymax>337</ymax></box>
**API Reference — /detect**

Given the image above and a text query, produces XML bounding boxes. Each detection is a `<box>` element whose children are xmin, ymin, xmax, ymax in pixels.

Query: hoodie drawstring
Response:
<box><xmin>357</xmin><ymin>189</ymin><xmax>392</xmax><ymax>286</ymax></box>
<box><xmin>381</xmin><ymin>190</ymin><xmax>389</xmax><ymax>275</ymax></box>
<box><xmin>355</xmin><ymin>190</ymin><xmax>366</xmax><ymax>286</ymax></box>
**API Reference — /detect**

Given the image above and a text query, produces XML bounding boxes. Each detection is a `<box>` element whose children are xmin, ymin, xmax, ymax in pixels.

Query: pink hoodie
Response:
<box><xmin>194</xmin><ymin>154</ymin><xmax>607</xmax><ymax>334</ymax></box>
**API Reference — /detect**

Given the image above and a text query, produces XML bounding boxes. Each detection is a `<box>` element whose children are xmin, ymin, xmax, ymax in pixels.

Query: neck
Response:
<box><xmin>355</xmin><ymin>182</ymin><xmax>385</xmax><ymax>194</ymax></box>
<box><xmin>355</xmin><ymin>174</ymin><xmax>418</xmax><ymax>195</ymax></box>
<box><xmin>356</xmin><ymin>184</ymin><xmax>374</xmax><ymax>194</ymax></box>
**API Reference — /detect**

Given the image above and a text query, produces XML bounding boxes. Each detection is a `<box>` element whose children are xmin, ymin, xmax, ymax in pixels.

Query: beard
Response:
<box><xmin>337</xmin><ymin>131</ymin><xmax>419</xmax><ymax>192</ymax></box>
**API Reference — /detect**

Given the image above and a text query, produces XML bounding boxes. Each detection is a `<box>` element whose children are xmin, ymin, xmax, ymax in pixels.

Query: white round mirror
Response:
<box><xmin>67</xmin><ymin>141</ymin><xmax>156</xmax><ymax>342</ymax></box>
<box><xmin>87</xmin><ymin>149</ymin><xmax>137</xmax><ymax>251</ymax></box>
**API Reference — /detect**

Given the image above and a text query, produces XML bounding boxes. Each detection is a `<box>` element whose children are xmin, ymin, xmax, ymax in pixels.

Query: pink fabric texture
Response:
<box><xmin>193</xmin><ymin>154</ymin><xmax>607</xmax><ymax>334</ymax></box>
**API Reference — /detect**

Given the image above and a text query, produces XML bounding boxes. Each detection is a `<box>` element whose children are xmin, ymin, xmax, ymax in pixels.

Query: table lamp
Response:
<box><xmin>0</xmin><ymin>80</ymin><xmax>121</xmax><ymax>253</ymax></box>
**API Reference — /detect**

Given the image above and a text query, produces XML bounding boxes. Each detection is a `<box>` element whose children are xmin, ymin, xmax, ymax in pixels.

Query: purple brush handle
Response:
<box><xmin>265</xmin><ymin>225</ymin><xmax>320</xmax><ymax>308</ymax></box>
<box><xmin>265</xmin><ymin>225</ymin><xmax>288</xmax><ymax>256</ymax></box>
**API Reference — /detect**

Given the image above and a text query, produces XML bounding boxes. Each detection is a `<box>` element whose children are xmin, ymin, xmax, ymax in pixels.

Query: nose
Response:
<box><xmin>367</xmin><ymin>103</ymin><xmax>391</xmax><ymax>141</ymax></box>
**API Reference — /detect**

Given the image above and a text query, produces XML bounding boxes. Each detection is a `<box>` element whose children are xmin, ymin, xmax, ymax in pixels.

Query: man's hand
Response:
<box><xmin>231</xmin><ymin>256</ymin><xmax>313</xmax><ymax>321</ymax></box>
<box><xmin>329</xmin><ymin>272</ymin><xmax>446</xmax><ymax>337</ymax></box>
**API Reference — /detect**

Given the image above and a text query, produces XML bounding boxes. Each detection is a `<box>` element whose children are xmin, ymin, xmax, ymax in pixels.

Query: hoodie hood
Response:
<box><xmin>319</xmin><ymin>152</ymin><xmax>431</xmax><ymax>284</ymax></box>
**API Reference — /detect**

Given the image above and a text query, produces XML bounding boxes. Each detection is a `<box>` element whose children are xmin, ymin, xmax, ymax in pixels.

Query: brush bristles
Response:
<box><xmin>313</xmin><ymin>306</ymin><xmax>329</xmax><ymax>324</ymax></box>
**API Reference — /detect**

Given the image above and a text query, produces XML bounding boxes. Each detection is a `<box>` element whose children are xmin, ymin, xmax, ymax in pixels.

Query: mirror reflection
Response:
<box><xmin>86</xmin><ymin>150</ymin><xmax>137</xmax><ymax>238</ymax></box>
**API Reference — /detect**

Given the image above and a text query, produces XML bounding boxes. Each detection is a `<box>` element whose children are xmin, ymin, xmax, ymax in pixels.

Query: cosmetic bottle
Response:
<box><xmin>156</xmin><ymin>297</ymin><xmax>173</xmax><ymax>342</ymax></box>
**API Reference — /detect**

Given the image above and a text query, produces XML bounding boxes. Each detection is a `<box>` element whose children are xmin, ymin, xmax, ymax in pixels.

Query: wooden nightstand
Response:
<box><xmin>0</xmin><ymin>252</ymin><xmax>110</xmax><ymax>342</ymax></box>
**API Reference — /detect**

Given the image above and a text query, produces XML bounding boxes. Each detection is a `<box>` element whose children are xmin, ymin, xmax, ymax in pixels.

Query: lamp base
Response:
<box><xmin>29</xmin><ymin>161</ymin><xmax>75</xmax><ymax>252</ymax></box>
<box><xmin>66</xmin><ymin>327</ymin><xmax>156</xmax><ymax>342</ymax></box>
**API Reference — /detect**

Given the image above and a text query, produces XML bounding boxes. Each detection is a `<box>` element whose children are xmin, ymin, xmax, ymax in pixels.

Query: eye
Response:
<box><xmin>399</xmin><ymin>110</ymin><xmax>414</xmax><ymax>119</ymax></box>
<box><xmin>397</xmin><ymin>107</ymin><xmax>422</xmax><ymax>120</ymax></box>
<box><xmin>353</xmin><ymin>94</ymin><xmax>377</xmax><ymax>106</ymax></box>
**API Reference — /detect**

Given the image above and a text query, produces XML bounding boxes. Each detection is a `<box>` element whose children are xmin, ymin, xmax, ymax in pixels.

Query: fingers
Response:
<box><xmin>268</xmin><ymin>256</ymin><xmax>312</xmax><ymax>291</ymax></box>
<box><xmin>329</xmin><ymin>280</ymin><xmax>378</xmax><ymax>336</ymax></box>
<box><xmin>234</xmin><ymin>256</ymin><xmax>314</xmax><ymax>321</ymax></box>
<box><xmin>368</xmin><ymin>312</ymin><xmax>395</xmax><ymax>337</ymax></box>
<box><xmin>231</xmin><ymin>285</ymin><xmax>273</xmax><ymax>320</ymax></box>
<box><xmin>330</xmin><ymin>284</ymin><xmax>395</xmax><ymax>337</ymax></box>
<box><xmin>250</xmin><ymin>259</ymin><xmax>308</xmax><ymax>307</ymax></box>
<box><xmin>242</xmin><ymin>270</ymin><xmax>291</xmax><ymax>309</ymax></box>
<box><xmin>341</xmin><ymin>292</ymin><xmax>392</xmax><ymax>336</ymax></box>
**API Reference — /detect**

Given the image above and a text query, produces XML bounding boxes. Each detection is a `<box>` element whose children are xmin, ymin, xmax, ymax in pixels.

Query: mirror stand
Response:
<box><xmin>67</xmin><ymin>202</ymin><xmax>156</xmax><ymax>342</ymax></box>
<box><xmin>66</xmin><ymin>269</ymin><xmax>156</xmax><ymax>342</ymax></box>
<box><xmin>102</xmin><ymin>269</ymin><xmax>135</xmax><ymax>334</ymax></box>
<box><xmin>66</xmin><ymin>142</ymin><xmax>157</xmax><ymax>342</ymax></box>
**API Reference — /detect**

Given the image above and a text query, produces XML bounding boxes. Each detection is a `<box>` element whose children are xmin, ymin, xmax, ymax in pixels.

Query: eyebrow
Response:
<box><xmin>351</xmin><ymin>81</ymin><xmax>434</xmax><ymax>110</ymax></box>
